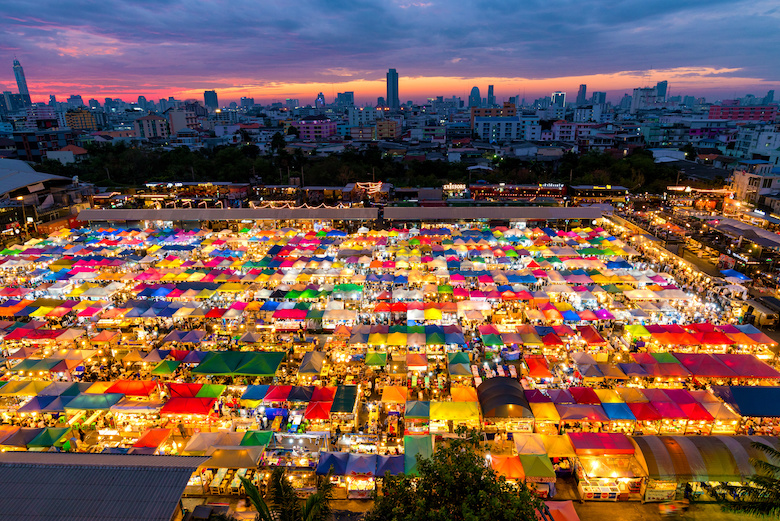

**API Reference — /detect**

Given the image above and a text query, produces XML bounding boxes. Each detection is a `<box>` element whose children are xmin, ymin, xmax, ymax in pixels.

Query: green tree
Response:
<box><xmin>240</xmin><ymin>467</ymin><xmax>334</xmax><ymax>521</ymax></box>
<box><xmin>716</xmin><ymin>441</ymin><xmax>780</xmax><ymax>518</ymax></box>
<box><xmin>365</xmin><ymin>429</ymin><xmax>542</xmax><ymax>521</ymax></box>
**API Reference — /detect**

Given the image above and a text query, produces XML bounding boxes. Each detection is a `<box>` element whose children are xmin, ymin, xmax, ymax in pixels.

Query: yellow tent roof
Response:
<box><xmin>430</xmin><ymin>401</ymin><xmax>480</xmax><ymax>422</ymax></box>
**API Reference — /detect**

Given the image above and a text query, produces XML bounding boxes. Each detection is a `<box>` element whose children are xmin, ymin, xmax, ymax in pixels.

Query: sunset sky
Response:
<box><xmin>2</xmin><ymin>0</ymin><xmax>779</xmax><ymax>105</ymax></box>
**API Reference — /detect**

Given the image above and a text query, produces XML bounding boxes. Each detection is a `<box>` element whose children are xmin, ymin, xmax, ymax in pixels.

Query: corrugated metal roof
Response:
<box><xmin>78</xmin><ymin>207</ymin><xmax>378</xmax><ymax>222</ymax></box>
<box><xmin>0</xmin><ymin>159</ymin><xmax>70</xmax><ymax>197</ymax></box>
<box><xmin>0</xmin><ymin>453</ymin><xmax>207</xmax><ymax>521</ymax></box>
<box><xmin>383</xmin><ymin>206</ymin><xmax>604</xmax><ymax>221</ymax></box>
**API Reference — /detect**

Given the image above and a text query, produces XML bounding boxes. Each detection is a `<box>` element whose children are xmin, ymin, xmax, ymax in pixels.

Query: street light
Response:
<box><xmin>15</xmin><ymin>197</ymin><xmax>27</xmax><ymax>239</ymax></box>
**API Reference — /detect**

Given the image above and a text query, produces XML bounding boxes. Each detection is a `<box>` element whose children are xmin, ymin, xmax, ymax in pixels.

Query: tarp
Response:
<box><xmin>316</xmin><ymin>451</ymin><xmax>349</xmax><ymax>475</ymax></box>
<box><xmin>240</xmin><ymin>430</ymin><xmax>274</xmax><ymax>447</ymax></box>
<box><xmin>429</xmin><ymin>401</ymin><xmax>480</xmax><ymax>422</ymax></box>
<box><xmin>132</xmin><ymin>428</ymin><xmax>171</xmax><ymax>449</ymax></box>
<box><xmin>160</xmin><ymin>397</ymin><xmax>216</xmax><ymax>416</ymax></box>
<box><xmin>518</xmin><ymin>453</ymin><xmax>556</xmax><ymax>482</ymax></box>
<box><xmin>710</xmin><ymin>386</ymin><xmax>780</xmax><ymax>417</ymax></box>
<box><xmin>567</xmin><ymin>432</ymin><xmax>635</xmax><ymax>455</ymax></box>
<box><xmin>477</xmin><ymin>377</ymin><xmax>533</xmax><ymax>418</ymax></box>
<box><xmin>203</xmin><ymin>445</ymin><xmax>264</xmax><ymax>469</ymax></box>
<box><xmin>331</xmin><ymin>385</ymin><xmax>358</xmax><ymax>414</ymax></box>
<box><xmin>632</xmin><ymin>435</ymin><xmax>780</xmax><ymax>482</ymax></box>
<box><xmin>404</xmin><ymin>434</ymin><xmax>433</xmax><ymax>475</ymax></box>
<box><xmin>491</xmin><ymin>455</ymin><xmax>525</xmax><ymax>479</ymax></box>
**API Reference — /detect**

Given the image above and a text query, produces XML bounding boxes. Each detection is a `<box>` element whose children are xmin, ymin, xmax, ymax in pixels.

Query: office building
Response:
<box><xmin>12</xmin><ymin>59</ymin><xmax>31</xmax><ymax>106</ymax></box>
<box><xmin>470</xmin><ymin>102</ymin><xmax>517</xmax><ymax>128</ymax></box>
<box><xmin>386</xmin><ymin>68</ymin><xmax>400</xmax><ymax>110</ymax></box>
<box><xmin>65</xmin><ymin>108</ymin><xmax>99</xmax><ymax>131</ymax></box>
<box><xmin>315</xmin><ymin>92</ymin><xmax>326</xmax><ymax>109</ymax></box>
<box><xmin>285</xmin><ymin>99</ymin><xmax>299</xmax><ymax>110</ymax></box>
<box><xmin>66</xmin><ymin>95</ymin><xmax>84</xmax><ymax>108</ymax></box>
<box><xmin>336</xmin><ymin>92</ymin><xmax>355</xmax><ymax>107</ymax></box>
<box><xmin>240</xmin><ymin>97</ymin><xmax>255</xmax><ymax>109</ymax></box>
<box><xmin>468</xmin><ymin>87</ymin><xmax>481</xmax><ymax>108</ymax></box>
<box><xmin>591</xmin><ymin>92</ymin><xmax>607</xmax><ymax>104</ymax></box>
<box><xmin>551</xmin><ymin>91</ymin><xmax>566</xmax><ymax>107</ymax></box>
<box><xmin>487</xmin><ymin>85</ymin><xmax>495</xmax><ymax>108</ymax></box>
<box><xmin>204</xmin><ymin>90</ymin><xmax>219</xmax><ymax>111</ymax></box>
<box><xmin>576</xmin><ymin>84</ymin><xmax>587</xmax><ymax>105</ymax></box>
<box><xmin>655</xmin><ymin>81</ymin><xmax>668</xmax><ymax>101</ymax></box>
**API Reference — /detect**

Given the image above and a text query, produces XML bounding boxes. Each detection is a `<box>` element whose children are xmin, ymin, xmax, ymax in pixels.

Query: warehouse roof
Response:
<box><xmin>383</xmin><ymin>205</ymin><xmax>604</xmax><ymax>221</ymax></box>
<box><xmin>78</xmin><ymin>207</ymin><xmax>379</xmax><ymax>222</ymax></box>
<box><xmin>0</xmin><ymin>159</ymin><xmax>70</xmax><ymax>197</ymax></box>
<box><xmin>0</xmin><ymin>452</ymin><xmax>207</xmax><ymax>521</ymax></box>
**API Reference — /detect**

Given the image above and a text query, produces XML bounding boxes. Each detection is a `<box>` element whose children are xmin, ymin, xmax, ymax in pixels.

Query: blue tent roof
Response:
<box><xmin>601</xmin><ymin>402</ymin><xmax>636</xmax><ymax>421</ymax></box>
<box><xmin>316</xmin><ymin>451</ymin><xmax>349</xmax><ymax>475</ymax></box>
<box><xmin>720</xmin><ymin>269</ymin><xmax>751</xmax><ymax>281</ymax></box>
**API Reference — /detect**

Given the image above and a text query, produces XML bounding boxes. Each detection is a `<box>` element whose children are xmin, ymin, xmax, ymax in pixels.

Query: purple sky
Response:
<box><xmin>1</xmin><ymin>0</ymin><xmax>779</xmax><ymax>105</ymax></box>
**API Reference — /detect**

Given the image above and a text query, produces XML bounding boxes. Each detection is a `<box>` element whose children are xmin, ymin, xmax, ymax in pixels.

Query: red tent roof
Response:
<box><xmin>678</xmin><ymin>402</ymin><xmax>714</xmax><ymax>421</ymax></box>
<box><xmin>569</xmin><ymin>387</ymin><xmax>601</xmax><ymax>405</ymax></box>
<box><xmin>168</xmin><ymin>382</ymin><xmax>203</xmax><ymax>398</ymax></box>
<box><xmin>263</xmin><ymin>385</ymin><xmax>292</xmax><ymax>402</ymax></box>
<box><xmin>576</xmin><ymin>325</ymin><xmax>606</xmax><ymax>346</ymax></box>
<box><xmin>649</xmin><ymin>401</ymin><xmax>687</xmax><ymax>419</ymax></box>
<box><xmin>567</xmin><ymin>432</ymin><xmax>634</xmax><ymax>455</ymax></box>
<box><xmin>105</xmin><ymin>380</ymin><xmax>156</xmax><ymax>396</ymax></box>
<box><xmin>713</xmin><ymin>354</ymin><xmax>780</xmax><ymax>379</ymax></box>
<box><xmin>524</xmin><ymin>356</ymin><xmax>552</xmax><ymax>379</ymax></box>
<box><xmin>627</xmin><ymin>402</ymin><xmax>662</xmax><ymax>421</ymax></box>
<box><xmin>311</xmin><ymin>386</ymin><xmax>337</xmax><ymax>402</ymax></box>
<box><xmin>673</xmin><ymin>353</ymin><xmax>737</xmax><ymax>378</ymax></box>
<box><xmin>132</xmin><ymin>428</ymin><xmax>171</xmax><ymax>448</ymax></box>
<box><xmin>304</xmin><ymin>401</ymin><xmax>333</xmax><ymax>420</ymax></box>
<box><xmin>160</xmin><ymin>397</ymin><xmax>216</xmax><ymax>416</ymax></box>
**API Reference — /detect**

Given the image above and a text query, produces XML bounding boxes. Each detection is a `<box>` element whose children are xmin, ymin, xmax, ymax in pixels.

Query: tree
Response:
<box><xmin>364</xmin><ymin>429</ymin><xmax>542</xmax><ymax>521</ymax></box>
<box><xmin>716</xmin><ymin>441</ymin><xmax>780</xmax><ymax>518</ymax></box>
<box><xmin>240</xmin><ymin>467</ymin><xmax>334</xmax><ymax>521</ymax></box>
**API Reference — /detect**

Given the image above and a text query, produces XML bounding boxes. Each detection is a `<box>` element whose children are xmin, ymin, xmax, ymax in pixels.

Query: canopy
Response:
<box><xmin>491</xmin><ymin>455</ymin><xmax>525</xmax><ymax>479</ymax></box>
<box><xmin>316</xmin><ymin>451</ymin><xmax>349</xmax><ymax>475</ymax></box>
<box><xmin>404</xmin><ymin>434</ymin><xmax>433</xmax><ymax>475</ymax></box>
<box><xmin>632</xmin><ymin>435</ymin><xmax>780</xmax><ymax>482</ymax></box>
<box><xmin>429</xmin><ymin>401</ymin><xmax>480</xmax><ymax>422</ymax></box>
<box><xmin>477</xmin><ymin>377</ymin><xmax>532</xmax><ymax>418</ymax></box>
<box><xmin>567</xmin><ymin>433</ymin><xmax>635</xmax><ymax>455</ymax></box>
<box><xmin>202</xmin><ymin>446</ymin><xmax>264</xmax><ymax>469</ymax></box>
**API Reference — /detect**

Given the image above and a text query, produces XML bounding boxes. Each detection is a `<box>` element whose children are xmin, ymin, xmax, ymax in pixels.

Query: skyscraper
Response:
<box><xmin>315</xmin><ymin>92</ymin><xmax>326</xmax><ymax>109</ymax></box>
<box><xmin>468</xmin><ymin>87</ymin><xmax>481</xmax><ymax>108</ymax></box>
<box><xmin>12</xmin><ymin>59</ymin><xmax>31</xmax><ymax>106</ymax></box>
<box><xmin>204</xmin><ymin>90</ymin><xmax>219</xmax><ymax>111</ymax></box>
<box><xmin>576</xmin><ymin>84</ymin><xmax>587</xmax><ymax>105</ymax></box>
<box><xmin>386</xmin><ymin>69</ymin><xmax>399</xmax><ymax>110</ymax></box>
<box><xmin>591</xmin><ymin>92</ymin><xmax>607</xmax><ymax>104</ymax></box>
<box><xmin>655</xmin><ymin>81</ymin><xmax>668</xmax><ymax>101</ymax></box>
<box><xmin>487</xmin><ymin>85</ymin><xmax>495</xmax><ymax>108</ymax></box>
<box><xmin>551</xmin><ymin>91</ymin><xmax>566</xmax><ymax>107</ymax></box>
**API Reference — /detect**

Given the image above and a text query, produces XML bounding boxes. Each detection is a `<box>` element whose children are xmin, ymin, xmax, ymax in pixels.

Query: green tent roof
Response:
<box><xmin>404</xmin><ymin>435</ymin><xmax>433</xmax><ymax>476</ymax></box>
<box><xmin>331</xmin><ymin>385</ymin><xmax>358</xmax><ymax>414</ymax></box>
<box><xmin>151</xmin><ymin>360</ymin><xmax>181</xmax><ymax>375</ymax></box>
<box><xmin>651</xmin><ymin>352</ymin><xmax>681</xmax><ymax>364</ymax></box>
<box><xmin>192</xmin><ymin>351</ymin><xmax>245</xmax><ymax>375</ymax></box>
<box><xmin>196</xmin><ymin>384</ymin><xmax>227</xmax><ymax>398</ymax></box>
<box><xmin>240</xmin><ymin>430</ymin><xmax>274</xmax><ymax>446</ymax></box>
<box><xmin>365</xmin><ymin>352</ymin><xmax>387</xmax><ymax>367</ymax></box>
<box><xmin>65</xmin><ymin>393</ymin><xmax>124</xmax><ymax>410</ymax></box>
<box><xmin>27</xmin><ymin>427</ymin><xmax>71</xmax><ymax>448</ymax></box>
<box><xmin>447</xmin><ymin>352</ymin><xmax>470</xmax><ymax>365</ymax></box>
<box><xmin>404</xmin><ymin>400</ymin><xmax>430</xmax><ymax>419</ymax></box>
<box><xmin>233</xmin><ymin>352</ymin><xmax>285</xmax><ymax>377</ymax></box>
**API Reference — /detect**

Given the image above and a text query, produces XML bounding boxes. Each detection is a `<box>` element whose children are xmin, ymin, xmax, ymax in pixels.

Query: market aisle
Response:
<box><xmin>570</xmin><ymin>500</ymin><xmax>749</xmax><ymax>521</ymax></box>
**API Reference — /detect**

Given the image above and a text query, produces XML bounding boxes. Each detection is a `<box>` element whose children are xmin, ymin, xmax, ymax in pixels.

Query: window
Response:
<box><xmin>763</xmin><ymin>178</ymin><xmax>773</xmax><ymax>188</ymax></box>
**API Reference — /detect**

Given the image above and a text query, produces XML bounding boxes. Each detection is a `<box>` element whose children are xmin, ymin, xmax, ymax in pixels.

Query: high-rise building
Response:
<box><xmin>12</xmin><ymin>59</ymin><xmax>31</xmax><ymax>106</ymax></box>
<box><xmin>576</xmin><ymin>84</ymin><xmax>587</xmax><ymax>105</ymax></box>
<box><xmin>48</xmin><ymin>95</ymin><xmax>56</xmax><ymax>106</ymax></box>
<box><xmin>655</xmin><ymin>81</ymin><xmax>668</xmax><ymax>101</ymax></box>
<box><xmin>137</xmin><ymin>96</ymin><xmax>147</xmax><ymax>110</ymax></box>
<box><xmin>386</xmin><ymin>68</ymin><xmax>399</xmax><ymax>110</ymax></box>
<box><xmin>591</xmin><ymin>92</ymin><xmax>607</xmax><ymax>104</ymax></box>
<box><xmin>315</xmin><ymin>92</ymin><xmax>326</xmax><ymax>109</ymax></box>
<box><xmin>88</xmin><ymin>99</ymin><xmax>100</xmax><ymax>109</ymax></box>
<box><xmin>66</xmin><ymin>95</ymin><xmax>84</xmax><ymax>108</ymax></box>
<box><xmin>764</xmin><ymin>90</ymin><xmax>775</xmax><ymax>105</ymax></box>
<box><xmin>285</xmin><ymin>99</ymin><xmax>299</xmax><ymax>110</ymax></box>
<box><xmin>468</xmin><ymin>87</ymin><xmax>481</xmax><ymax>108</ymax></box>
<box><xmin>240</xmin><ymin>97</ymin><xmax>255</xmax><ymax>108</ymax></box>
<box><xmin>336</xmin><ymin>92</ymin><xmax>355</xmax><ymax>107</ymax></box>
<box><xmin>377</xmin><ymin>96</ymin><xmax>386</xmax><ymax>107</ymax></box>
<box><xmin>487</xmin><ymin>85</ymin><xmax>495</xmax><ymax>108</ymax></box>
<box><xmin>204</xmin><ymin>90</ymin><xmax>219</xmax><ymax>111</ymax></box>
<box><xmin>551</xmin><ymin>91</ymin><xmax>566</xmax><ymax>107</ymax></box>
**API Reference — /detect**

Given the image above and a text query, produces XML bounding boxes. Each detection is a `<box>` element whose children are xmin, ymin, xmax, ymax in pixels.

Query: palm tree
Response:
<box><xmin>240</xmin><ymin>467</ymin><xmax>335</xmax><ymax>521</ymax></box>
<box><xmin>717</xmin><ymin>441</ymin><xmax>780</xmax><ymax>518</ymax></box>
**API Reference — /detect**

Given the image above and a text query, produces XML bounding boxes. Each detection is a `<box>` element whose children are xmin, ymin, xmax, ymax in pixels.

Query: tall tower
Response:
<box><xmin>13</xmin><ymin>59</ymin><xmax>31</xmax><ymax>106</ymax></box>
<box><xmin>655</xmin><ymin>81</ymin><xmax>668</xmax><ymax>101</ymax></box>
<box><xmin>204</xmin><ymin>90</ymin><xmax>219</xmax><ymax>111</ymax></box>
<box><xmin>386</xmin><ymin>68</ymin><xmax>399</xmax><ymax>110</ymax></box>
<box><xmin>551</xmin><ymin>91</ymin><xmax>566</xmax><ymax>107</ymax></box>
<box><xmin>576</xmin><ymin>84</ymin><xmax>587</xmax><ymax>105</ymax></box>
<box><xmin>468</xmin><ymin>87</ymin><xmax>481</xmax><ymax>108</ymax></box>
<box><xmin>487</xmin><ymin>85</ymin><xmax>495</xmax><ymax>107</ymax></box>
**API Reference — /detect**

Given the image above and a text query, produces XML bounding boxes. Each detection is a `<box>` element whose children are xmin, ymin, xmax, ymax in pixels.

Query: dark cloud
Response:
<box><xmin>0</xmin><ymin>0</ymin><xmax>777</xmax><ymax>99</ymax></box>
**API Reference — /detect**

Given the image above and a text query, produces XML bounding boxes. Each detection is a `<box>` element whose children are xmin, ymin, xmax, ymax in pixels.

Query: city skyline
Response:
<box><xmin>1</xmin><ymin>0</ymin><xmax>779</xmax><ymax>104</ymax></box>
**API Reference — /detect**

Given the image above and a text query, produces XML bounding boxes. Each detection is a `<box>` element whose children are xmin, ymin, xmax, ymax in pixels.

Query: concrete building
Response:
<box><xmin>470</xmin><ymin>102</ymin><xmax>517</xmax><ymax>128</ymax></box>
<box><xmin>386</xmin><ymin>69</ymin><xmax>399</xmax><ymax>110</ymax></box>
<box><xmin>709</xmin><ymin>105</ymin><xmax>778</xmax><ymax>123</ymax></box>
<box><xmin>347</xmin><ymin>107</ymin><xmax>383</xmax><ymax>127</ymax></box>
<box><xmin>64</xmin><ymin>109</ymin><xmax>99</xmax><ymax>131</ymax></box>
<box><xmin>473</xmin><ymin>115</ymin><xmax>541</xmax><ymax>142</ymax></box>
<box><xmin>204</xmin><ymin>90</ymin><xmax>219</xmax><ymax>112</ymax></box>
<box><xmin>573</xmin><ymin>105</ymin><xmax>602</xmax><ymax>123</ymax></box>
<box><xmin>134</xmin><ymin>114</ymin><xmax>170</xmax><ymax>140</ymax></box>
<box><xmin>296</xmin><ymin>116</ymin><xmax>337</xmax><ymax>141</ymax></box>
<box><xmin>165</xmin><ymin>108</ymin><xmax>198</xmax><ymax>134</ymax></box>
<box><xmin>376</xmin><ymin>119</ymin><xmax>401</xmax><ymax>140</ymax></box>
<box><xmin>730</xmin><ymin>159</ymin><xmax>777</xmax><ymax>205</ymax></box>
<box><xmin>12</xmin><ymin>129</ymin><xmax>75</xmax><ymax>161</ymax></box>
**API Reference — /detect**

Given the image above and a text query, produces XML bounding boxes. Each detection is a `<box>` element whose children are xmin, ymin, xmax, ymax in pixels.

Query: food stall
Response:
<box><xmin>568</xmin><ymin>433</ymin><xmax>644</xmax><ymax>501</ymax></box>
